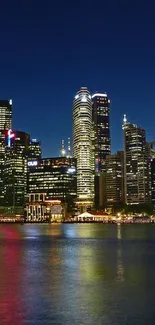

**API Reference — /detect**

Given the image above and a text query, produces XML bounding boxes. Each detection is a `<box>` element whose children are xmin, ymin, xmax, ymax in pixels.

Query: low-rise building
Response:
<box><xmin>25</xmin><ymin>193</ymin><xmax>63</xmax><ymax>222</ymax></box>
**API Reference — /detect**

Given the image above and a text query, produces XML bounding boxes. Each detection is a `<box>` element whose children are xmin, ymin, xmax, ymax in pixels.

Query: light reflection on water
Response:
<box><xmin>0</xmin><ymin>224</ymin><xmax>154</xmax><ymax>324</ymax></box>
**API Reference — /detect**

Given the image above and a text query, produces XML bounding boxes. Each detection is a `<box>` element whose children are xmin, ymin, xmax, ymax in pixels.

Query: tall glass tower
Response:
<box><xmin>92</xmin><ymin>93</ymin><xmax>111</xmax><ymax>208</ymax></box>
<box><xmin>28</xmin><ymin>139</ymin><xmax>42</xmax><ymax>161</ymax></box>
<box><xmin>0</xmin><ymin>100</ymin><xmax>12</xmax><ymax>205</ymax></box>
<box><xmin>72</xmin><ymin>87</ymin><xmax>94</xmax><ymax>205</ymax></box>
<box><xmin>92</xmin><ymin>93</ymin><xmax>111</xmax><ymax>172</ymax></box>
<box><xmin>4</xmin><ymin>130</ymin><xmax>30</xmax><ymax>213</ymax></box>
<box><xmin>123</xmin><ymin>115</ymin><xmax>150</xmax><ymax>204</ymax></box>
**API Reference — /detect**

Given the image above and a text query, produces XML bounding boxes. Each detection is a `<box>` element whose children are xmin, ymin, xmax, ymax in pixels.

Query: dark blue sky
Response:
<box><xmin>0</xmin><ymin>0</ymin><xmax>154</xmax><ymax>156</ymax></box>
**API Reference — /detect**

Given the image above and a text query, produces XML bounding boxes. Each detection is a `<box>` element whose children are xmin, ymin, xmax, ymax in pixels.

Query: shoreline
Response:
<box><xmin>0</xmin><ymin>221</ymin><xmax>154</xmax><ymax>225</ymax></box>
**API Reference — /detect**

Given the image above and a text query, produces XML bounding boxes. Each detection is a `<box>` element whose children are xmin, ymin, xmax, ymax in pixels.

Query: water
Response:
<box><xmin>0</xmin><ymin>224</ymin><xmax>154</xmax><ymax>324</ymax></box>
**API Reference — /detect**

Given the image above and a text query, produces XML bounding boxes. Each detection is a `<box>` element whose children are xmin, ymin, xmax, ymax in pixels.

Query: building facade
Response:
<box><xmin>72</xmin><ymin>87</ymin><xmax>94</xmax><ymax>205</ymax></box>
<box><xmin>25</xmin><ymin>193</ymin><xmax>63</xmax><ymax>222</ymax></box>
<box><xmin>28</xmin><ymin>139</ymin><xmax>42</xmax><ymax>161</ymax></box>
<box><xmin>106</xmin><ymin>151</ymin><xmax>124</xmax><ymax>205</ymax></box>
<box><xmin>151</xmin><ymin>159</ymin><xmax>155</xmax><ymax>209</ymax></box>
<box><xmin>150</xmin><ymin>141</ymin><xmax>155</xmax><ymax>158</ymax></box>
<box><xmin>92</xmin><ymin>93</ymin><xmax>111</xmax><ymax>209</ymax></box>
<box><xmin>27</xmin><ymin>157</ymin><xmax>77</xmax><ymax>209</ymax></box>
<box><xmin>0</xmin><ymin>100</ymin><xmax>12</xmax><ymax>205</ymax></box>
<box><xmin>123</xmin><ymin>116</ymin><xmax>150</xmax><ymax>205</ymax></box>
<box><xmin>4</xmin><ymin>130</ymin><xmax>30</xmax><ymax>213</ymax></box>
<box><xmin>92</xmin><ymin>93</ymin><xmax>111</xmax><ymax>172</ymax></box>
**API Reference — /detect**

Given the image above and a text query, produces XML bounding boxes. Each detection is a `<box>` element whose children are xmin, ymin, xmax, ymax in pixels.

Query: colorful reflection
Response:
<box><xmin>0</xmin><ymin>224</ymin><xmax>153</xmax><ymax>324</ymax></box>
<box><xmin>116</xmin><ymin>226</ymin><xmax>124</xmax><ymax>283</ymax></box>
<box><xmin>0</xmin><ymin>234</ymin><xmax>25</xmax><ymax>324</ymax></box>
<box><xmin>0</xmin><ymin>224</ymin><xmax>24</xmax><ymax>239</ymax></box>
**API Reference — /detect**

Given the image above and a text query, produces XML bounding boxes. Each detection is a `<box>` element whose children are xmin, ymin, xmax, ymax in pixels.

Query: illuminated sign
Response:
<box><xmin>68</xmin><ymin>167</ymin><xmax>76</xmax><ymax>173</ymax></box>
<box><xmin>28</xmin><ymin>161</ymin><xmax>38</xmax><ymax>167</ymax></box>
<box><xmin>8</xmin><ymin>129</ymin><xmax>15</xmax><ymax>147</ymax></box>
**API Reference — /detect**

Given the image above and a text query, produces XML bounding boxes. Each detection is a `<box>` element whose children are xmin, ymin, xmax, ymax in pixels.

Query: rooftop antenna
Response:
<box><xmin>123</xmin><ymin>114</ymin><xmax>127</xmax><ymax>124</ymax></box>
<box><xmin>122</xmin><ymin>114</ymin><xmax>127</xmax><ymax>129</ymax></box>
<box><xmin>67</xmin><ymin>137</ymin><xmax>71</xmax><ymax>157</ymax></box>
<box><xmin>61</xmin><ymin>140</ymin><xmax>66</xmax><ymax>157</ymax></box>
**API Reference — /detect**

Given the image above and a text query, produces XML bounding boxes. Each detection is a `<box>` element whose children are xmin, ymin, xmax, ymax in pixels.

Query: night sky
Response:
<box><xmin>0</xmin><ymin>0</ymin><xmax>154</xmax><ymax>156</ymax></box>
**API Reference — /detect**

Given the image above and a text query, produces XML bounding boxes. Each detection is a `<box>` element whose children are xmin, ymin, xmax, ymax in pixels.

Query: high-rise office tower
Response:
<box><xmin>27</xmin><ymin>157</ymin><xmax>77</xmax><ymax>207</ymax></box>
<box><xmin>150</xmin><ymin>141</ymin><xmax>155</xmax><ymax>158</ymax></box>
<box><xmin>151</xmin><ymin>159</ymin><xmax>155</xmax><ymax>209</ymax></box>
<box><xmin>28</xmin><ymin>139</ymin><xmax>42</xmax><ymax>161</ymax></box>
<box><xmin>106</xmin><ymin>151</ymin><xmax>124</xmax><ymax>205</ymax></box>
<box><xmin>92</xmin><ymin>93</ymin><xmax>111</xmax><ymax>172</ymax></box>
<box><xmin>92</xmin><ymin>93</ymin><xmax>111</xmax><ymax>208</ymax></box>
<box><xmin>72</xmin><ymin>87</ymin><xmax>94</xmax><ymax>206</ymax></box>
<box><xmin>4</xmin><ymin>130</ymin><xmax>30</xmax><ymax>213</ymax></box>
<box><xmin>123</xmin><ymin>115</ymin><xmax>150</xmax><ymax>204</ymax></box>
<box><xmin>0</xmin><ymin>100</ymin><xmax>12</xmax><ymax>205</ymax></box>
<box><xmin>149</xmin><ymin>142</ymin><xmax>155</xmax><ymax>210</ymax></box>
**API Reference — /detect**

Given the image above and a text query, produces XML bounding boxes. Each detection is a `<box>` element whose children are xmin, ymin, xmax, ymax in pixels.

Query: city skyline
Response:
<box><xmin>2</xmin><ymin>89</ymin><xmax>154</xmax><ymax>215</ymax></box>
<box><xmin>2</xmin><ymin>90</ymin><xmax>155</xmax><ymax>158</ymax></box>
<box><xmin>0</xmin><ymin>1</ymin><xmax>154</xmax><ymax>157</ymax></box>
<box><xmin>0</xmin><ymin>3</ymin><xmax>155</xmax><ymax>324</ymax></box>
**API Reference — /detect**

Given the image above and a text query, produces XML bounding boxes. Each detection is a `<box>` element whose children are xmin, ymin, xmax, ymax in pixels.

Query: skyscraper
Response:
<box><xmin>4</xmin><ymin>130</ymin><xmax>30</xmax><ymax>213</ymax></box>
<box><xmin>106</xmin><ymin>151</ymin><xmax>124</xmax><ymax>205</ymax></box>
<box><xmin>92</xmin><ymin>93</ymin><xmax>111</xmax><ymax>209</ymax></box>
<box><xmin>28</xmin><ymin>139</ymin><xmax>42</xmax><ymax>160</ymax></box>
<box><xmin>27</xmin><ymin>157</ymin><xmax>77</xmax><ymax>206</ymax></box>
<box><xmin>0</xmin><ymin>100</ymin><xmax>12</xmax><ymax>205</ymax></box>
<box><xmin>72</xmin><ymin>87</ymin><xmax>94</xmax><ymax>206</ymax></box>
<box><xmin>150</xmin><ymin>141</ymin><xmax>155</xmax><ymax>158</ymax></box>
<box><xmin>123</xmin><ymin>116</ymin><xmax>150</xmax><ymax>205</ymax></box>
<box><xmin>92</xmin><ymin>93</ymin><xmax>111</xmax><ymax>172</ymax></box>
<box><xmin>150</xmin><ymin>158</ymin><xmax>155</xmax><ymax>209</ymax></box>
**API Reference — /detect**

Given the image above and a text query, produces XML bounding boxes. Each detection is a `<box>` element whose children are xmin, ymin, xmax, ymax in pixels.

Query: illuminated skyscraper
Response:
<box><xmin>27</xmin><ymin>157</ymin><xmax>77</xmax><ymax>205</ymax></box>
<box><xmin>151</xmin><ymin>159</ymin><xmax>155</xmax><ymax>209</ymax></box>
<box><xmin>106</xmin><ymin>151</ymin><xmax>124</xmax><ymax>205</ymax></box>
<box><xmin>92</xmin><ymin>93</ymin><xmax>111</xmax><ymax>208</ymax></box>
<box><xmin>123</xmin><ymin>115</ymin><xmax>150</xmax><ymax>204</ymax></box>
<box><xmin>0</xmin><ymin>100</ymin><xmax>12</xmax><ymax>205</ymax></box>
<box><xmin>149</xmin><ymin>142</ymin><xmax>155</xmax><ymax>209</ymax></box>
<box><xmin>28</xmin><ymin>139</ymin><xmax>42</xmax><ymax>160</ymax></box>
<box><xmin>150</xmin><ymin>141</ymin><xmax>155</xmax><ymax>158</ymax></box>
<box><xmin>72</xmin><ymin>87</ymin><xmax>94</xmax><ymax>206</ymax></box>
<box><xmin>92</xmin><ymin>93</ymin><xmax>111</xmax><ymax>172</ymax></box>
<box><xmin>4</xmin><ymin>130</ymin><xmax>30</xmax><ymax>213</ymax></box>
<box><xmin>27</xmin><ymin>157</ymin><xmax>77</xmax><ymax>221</ymax></box>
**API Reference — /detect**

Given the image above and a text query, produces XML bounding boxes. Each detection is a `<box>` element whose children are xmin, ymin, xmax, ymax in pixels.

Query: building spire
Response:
<box><xmin>61</xmin><ymin>140</ymin><xmax>66</xmax><ymax>157</ymax></box>
<box><xmin>122</xmin><ymin>114</ymin><xmax>127</xmax><ymax>129</ymax></box>
<box><xmin>123</xmin><ymin>114</ymin><xmax>127</xmax><ymax>124</ymax></box>
<box><xmin>67</xmin><ymin>137</ymin><xmax>71</xmax><ymax>157</ymax></box>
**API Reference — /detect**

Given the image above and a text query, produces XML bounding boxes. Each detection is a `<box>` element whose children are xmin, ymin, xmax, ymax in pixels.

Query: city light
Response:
<box><xmin>0</xmin><ymin>88</ymin><xmax>154</xmax><ymax>224</ymax></box>
<box><xmin>68</xmin><ymin>167</ymin><xmax>76</xmax><ymax>173</ymax></box>
<box><xmin>8</xmin><ymin>129</ymin><xmax>15</xmax><ymax>147</ymax></box>
<box><xmin>92</xmin><ymin>93</ymin><xmax>107</xmax><ymax>98</ymax></box>
<box><xmin>28</xmin><ymin>161</ymin><xmax>38</xmax><ymax>166</ymax></box>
